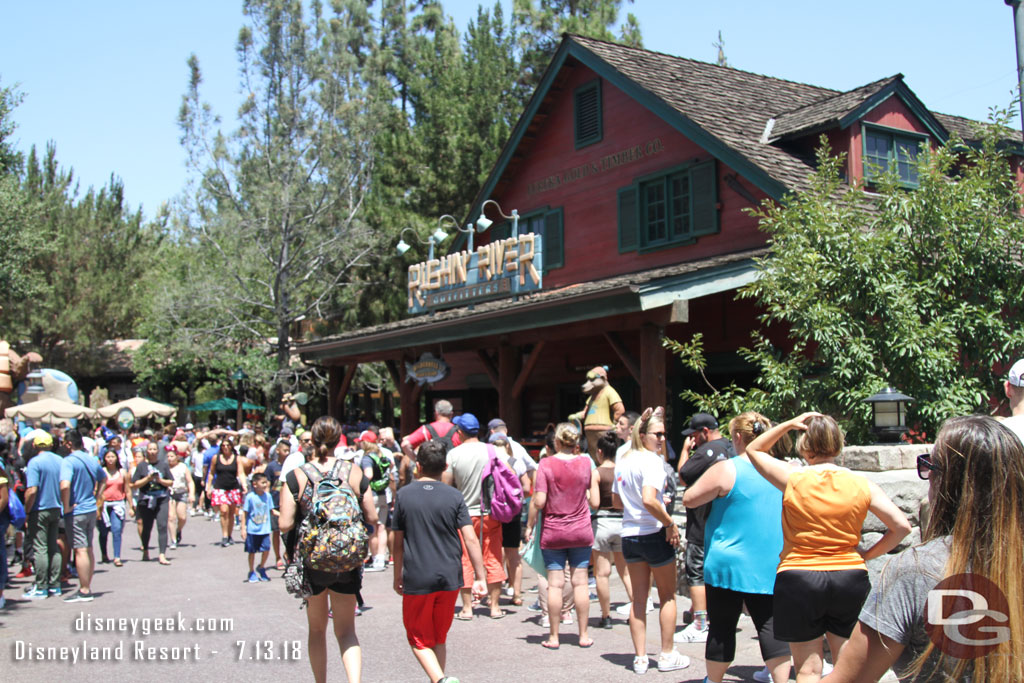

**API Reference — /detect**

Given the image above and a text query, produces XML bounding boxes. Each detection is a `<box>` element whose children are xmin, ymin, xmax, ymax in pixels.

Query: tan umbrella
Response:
<box><xmin>97</xmin><ymin>397</ymin><xmax>177</xmax><ymax>420</ymax></box>
<box><xmin>5</xmin><ymin>397</ymin><xmax>99</xmax><ymax>423</ymax></box>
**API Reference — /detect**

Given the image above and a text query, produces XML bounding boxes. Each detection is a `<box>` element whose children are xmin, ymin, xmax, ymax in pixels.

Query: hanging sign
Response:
<box><xmin>116</xmin><ymin>407</ymin><xmax>135</xmax><ymax>431</ymax></box>
<box><xmin>405</xmin><ymin>353</ymin><xmax>451</xmax><ymax>386</ymax></box>
<box><xmin>407</xmin><ymin>233</ymin><xmax>543</xmax><ymax>314</ymax></box>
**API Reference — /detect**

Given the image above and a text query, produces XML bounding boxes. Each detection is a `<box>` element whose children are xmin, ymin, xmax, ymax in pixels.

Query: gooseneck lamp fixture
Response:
<box><xmin>437</xmin><ymin>214</ymin><xmax>478</xmax><ymax>251</ymax></box>
<box><xmin>862</xmin><ymin>387</ymin><xmax>915</xmax><ymax>443</ymax></box>
<box><xmin>476</xmin><ymin>199</ymin><xmax>519</xmax><ymax>236</ymax></box>
<box><xmin>396</xmin><ymin>226</ymin><xmax>448</xmax><ymax>260</ymax></box>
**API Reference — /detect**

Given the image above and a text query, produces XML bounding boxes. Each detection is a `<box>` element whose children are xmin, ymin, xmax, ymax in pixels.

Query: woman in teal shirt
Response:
<box><xmin>683</xmin><ymin>412</ymin><xmax>792</xmax><ymax>683</ymax></box>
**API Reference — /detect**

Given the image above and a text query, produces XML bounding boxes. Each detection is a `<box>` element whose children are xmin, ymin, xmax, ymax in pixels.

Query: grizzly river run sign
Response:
<box><xmin>407</xmin><ymin>233</ymin><xmax>543</xmax><ymax>314</ymax></box>
<box><xmin>526</xmin><ymin>137</ymin><xmax>665</xmax><ymax>196</ymax></box>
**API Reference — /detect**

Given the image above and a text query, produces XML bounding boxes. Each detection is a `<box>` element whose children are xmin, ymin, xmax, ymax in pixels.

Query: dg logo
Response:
<box><xmin>925</xmin><ymin>573</ymin><xmax>1011</xmax><ymax>658</ymax></box>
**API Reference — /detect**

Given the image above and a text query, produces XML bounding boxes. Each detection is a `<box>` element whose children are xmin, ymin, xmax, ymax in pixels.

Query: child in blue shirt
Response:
<box><xmin>240</xmin><ymin>473</ymin><xmax>276</xmax><ymax>582</ymax></box>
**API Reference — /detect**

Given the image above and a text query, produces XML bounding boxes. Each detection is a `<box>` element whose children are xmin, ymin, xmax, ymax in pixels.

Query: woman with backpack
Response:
<box><xmin>279</xmin><ymin>416</ymin><xmax>378</xmax><ymax>683</ymax></box>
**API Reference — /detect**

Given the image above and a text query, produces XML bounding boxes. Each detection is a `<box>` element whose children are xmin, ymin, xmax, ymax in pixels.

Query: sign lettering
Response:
<box><xmin>527</xmin><ymin>137</ymin><xmax>665</xmax><ymax>196</ymax></box>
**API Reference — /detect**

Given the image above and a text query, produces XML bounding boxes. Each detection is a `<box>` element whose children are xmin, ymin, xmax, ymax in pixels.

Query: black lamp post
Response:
<box><xmin>862</xmin><ymin>387</ymin><xmax>914</xmax><ymax>443</ymax></box>
<box><xmin>231</xmin><ymin>367</ymin><xmax>247</xmax><ymax>429</ymax></box>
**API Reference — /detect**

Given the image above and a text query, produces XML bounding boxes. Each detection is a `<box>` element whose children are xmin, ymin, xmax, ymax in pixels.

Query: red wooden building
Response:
<box><xmin>297</xmin><ymin>35</ymin><xmax>1021</xmax><ymax>441</ymax></box>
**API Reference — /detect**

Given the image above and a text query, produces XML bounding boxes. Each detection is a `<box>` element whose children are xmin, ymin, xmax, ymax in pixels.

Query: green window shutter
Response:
<box><xmin>618</xmin><ymin>186</ymin><xmax>638</xmax><ymax>252</ymax></box>
<box><xmin>491</xmin><ymin>220</ymin><xmax>511</xmax><ymax>241</ymax></box>
<box><xmin>690</xmin><ymin>160</ymin><xmax>718</xmax><ymax>237</ymax></box>
<box><xmin>543</xmin><ymin>208</ymin><xmax>564</xmax><ymax>270</ymax></box>
<box><xmin>574</xmin><ymin>80</ymin><xmax>602</xmax><ymax>149</ymax></box>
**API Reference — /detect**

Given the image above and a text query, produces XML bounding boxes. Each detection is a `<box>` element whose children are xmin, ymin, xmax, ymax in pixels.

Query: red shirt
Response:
<box><xmin>404</xmin><ymin>420</ymin><xmax>462</xmax><ymax>450</ymax></box>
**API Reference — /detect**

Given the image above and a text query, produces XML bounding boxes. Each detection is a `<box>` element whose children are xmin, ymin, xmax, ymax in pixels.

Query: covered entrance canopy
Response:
<box><xmin>186</xmin><ymin>398</ymin><xmax>266</xmax><ymax>412</ymax></box>
<box><xmin>297</xmin><ymin>249</ymin><xmax>763</xmax><ymax>436</ymax></box>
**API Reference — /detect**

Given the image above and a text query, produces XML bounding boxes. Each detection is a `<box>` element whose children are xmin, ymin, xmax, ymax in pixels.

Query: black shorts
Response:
<box><xmin>307</xmin><ymin>567</ymin><xmax>362</xmax><ymax>596</ymax></box>
<box><xmin>773</xmin><ymin>569</ymin><xmax>870</xmax><ymax>641</ymax></box>
<box><xmin>501</xmin><ymin>516</ymin><xmax>522</xmax><ymax>548</ymax></box>
<box><xmin>684</xmin><ymin>542</ymin><xmax>705</xmax><ymax>587</ymax></box>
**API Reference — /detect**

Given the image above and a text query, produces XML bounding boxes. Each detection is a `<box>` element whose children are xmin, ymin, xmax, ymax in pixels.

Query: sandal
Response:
<box><xmin>113</xmin><ymin>559</ymin><xmax>123</xmax><ymax>567</ymax></box>
<box><xmin>511</xmin><ymin>597</ymin><xmax>523</xmax><ymax>606</ymax></box>
<box><xmin>454</xmin><ymin>612</ymin><xmax>474</xmax><ymax>621</ymax></box>
<box><xmin>541</xmin><ymin>640</ymin><xmax>560</xmax><ymax>650</ymax></box>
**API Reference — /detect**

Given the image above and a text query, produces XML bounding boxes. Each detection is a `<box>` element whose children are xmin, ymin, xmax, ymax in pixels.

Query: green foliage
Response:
<box><xmin>667</xmin><ymin>108</ymin><xmax>1024</xmax><ymax>444</ymax></box>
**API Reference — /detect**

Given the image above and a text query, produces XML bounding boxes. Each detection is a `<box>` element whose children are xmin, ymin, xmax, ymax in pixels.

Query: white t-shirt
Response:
<box><xmin>280</xmin><ymin>451</ymin><xmax>306</xmax><ymax>479</ymax></box>
<box><xmin>446</xmin><ymin>441</ymin><xmax>491</xmax><ymax>515</ymax></box>
<box><xmin>614</xmin><ymin>441</ymin><xmax>630</xmax><ymax>464</ymax></box>
<box><xmin>613</xmin><ymin>448</ymin><xmax>669</xmax><ymax>537</ymax></box>
<box><xmin>169</xmin><ymin>463</ymin><xmax>191</xmax><ymax>495</ymax></box>
<box><xmin>507</xmin><ymin>437</ymin><xmax>538</xmax><ymax>472</ymax></box>
<box><xmin>1002</xmin><ymin>414</ymin><xmax>1024</xmax><ymax>445</ymax></box>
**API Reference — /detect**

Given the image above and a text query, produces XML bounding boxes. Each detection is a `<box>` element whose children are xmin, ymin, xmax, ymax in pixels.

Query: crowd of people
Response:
<box><xmin>4</xmin><ymin>362</ymin><xmax>1024</xmax><ymax>683</ymax></box>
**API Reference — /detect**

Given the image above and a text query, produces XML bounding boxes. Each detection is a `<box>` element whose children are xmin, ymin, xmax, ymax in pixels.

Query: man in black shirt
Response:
<box><xmin>676</xmin><ymin>413</ymin><xmax>735</xmax><ymax>644</ymax></box>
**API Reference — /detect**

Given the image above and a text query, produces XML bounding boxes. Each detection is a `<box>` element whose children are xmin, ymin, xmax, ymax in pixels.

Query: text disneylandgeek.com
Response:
<box><xmin>11</xmin><ymin>612</ymin><xmax>303</xmax><ymax>664</ymax></box>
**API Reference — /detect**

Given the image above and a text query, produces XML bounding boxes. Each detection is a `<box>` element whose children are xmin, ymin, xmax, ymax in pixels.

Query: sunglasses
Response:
<box><xmin>646</xmin><ymin>431</ymin><xmax>667</xmax><ymax>439</ymax></box>
<box><xmin>916</xmin><ymin>453</ymin><xmax>942</xmax><ymax>480</ymax></box>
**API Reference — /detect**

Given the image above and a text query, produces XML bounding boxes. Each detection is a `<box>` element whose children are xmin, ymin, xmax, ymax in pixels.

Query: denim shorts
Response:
<box><xmin>621</xmin><ymin>529</ymin><xmax>676</xmax><ymax>568</ymax></box>
<box><xmin>541</xmin><ymin>545</ymin><xmax>591</xmax><ymax>571</ymax></box>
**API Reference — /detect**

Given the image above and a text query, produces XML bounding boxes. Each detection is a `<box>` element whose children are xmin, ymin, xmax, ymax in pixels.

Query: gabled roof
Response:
<box><xmin>765</xmin><ymin>74</ymin><xmax>949</xmax><ymax>143</ymax></box>
<box><xmin>464</xmin><ymin>34</ymin><xmax>1018</xmax><ymax>232</ymax></box>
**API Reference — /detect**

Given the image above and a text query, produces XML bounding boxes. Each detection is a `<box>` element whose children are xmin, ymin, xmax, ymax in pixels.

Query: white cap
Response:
<box><xmin>185</xmin><ymin>423</ymin><xmax>194</xmax><ymax>430</ymax></box>
<box><xmin>1009</xmin><ymin>359</ymin><xmax>1024</xmax><ymax>387</ymax></box>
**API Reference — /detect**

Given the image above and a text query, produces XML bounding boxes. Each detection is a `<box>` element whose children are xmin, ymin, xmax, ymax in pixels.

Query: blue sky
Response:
<box><xmin>1</xmin><ymin>1</ymin><xmax>1017</xmax><ymax>220</ymax></box>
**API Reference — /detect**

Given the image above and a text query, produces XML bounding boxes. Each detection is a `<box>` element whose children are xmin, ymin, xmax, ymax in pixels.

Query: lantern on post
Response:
<box><xmin>231</xmin><ymin>367</ymin><xmax>247</xmax><ymax>429</ymax></box>
<box><xmin>862</xmin><ymin>387</ymin><xmax>914</xmax><ymax>443</ymax></box>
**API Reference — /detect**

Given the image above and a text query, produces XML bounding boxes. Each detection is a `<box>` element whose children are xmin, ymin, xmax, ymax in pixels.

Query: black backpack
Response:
<box><xmin>424</xmin><ymin>422</ymin><xmax>456</xmax><ymax>454</ymax></box>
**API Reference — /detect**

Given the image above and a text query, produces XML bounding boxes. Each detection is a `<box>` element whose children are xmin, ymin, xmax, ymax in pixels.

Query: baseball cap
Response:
<box><xmin>487</xmin><ymin>432</ymin><xmax>508</xmax><ymax>444</ymax></box>
<box><xmin>184</xmin><ymin>423</ymin><xmax>194</xmax><ymax>430</ymax></box>
<box><xmin>357</xmin><ymin>430</ymin><xmax>377</xmax><ymax>443</ymax></box>
<box><xmin>487</xmin><ymin>418</ymin><xmax>506</xmax><ymax>432</ymax></box>
<box><xmin>681</xmin><ymin>412</ymin><xmax>719</xmax><ymax>437</ymax></box>
<box><xmin>281</xmin><ymin>427</ymin><xmax>294</xmax><ymax>437</ymax></box>
<box><xmin>454</xmin><ymin>413</ymin><xmax>480</xmax><ymax>434</ymax></box>
<box><xmin>29</xmin><ymin>429</ymin><xmax>53</xmax><ymax>447</ymax></box>
<box><xmin>1009</xmin><ymin>359</ymin><xmax>1024</xmax><ymax>387</ymax></box>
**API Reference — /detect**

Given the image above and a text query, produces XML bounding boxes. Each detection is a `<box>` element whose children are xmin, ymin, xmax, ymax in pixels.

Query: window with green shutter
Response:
<box><xmin>862</xmin><ymin>124</ymin><xmax>925</xmax><ymax>187</ymax></box>
<box><xmin>617</xmin><ymin>159</ymin><xmax>718</xmax><ymax>253</ymax></box>
<box><xmin>574</xmin><ymin>80</ymin><xmax>602</xmax><ymax>149</ymax></box>
<box><xmin>516</xmin><ymin>207</ymin><xmax>564</xmax><ymax>272</ymax></box>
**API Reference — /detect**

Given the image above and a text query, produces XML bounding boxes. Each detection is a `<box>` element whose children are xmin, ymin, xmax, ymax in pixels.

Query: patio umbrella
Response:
<box><xmin>5</xmin><ymin>397</ymin><xmax>99</xmax><ymax>422</ymax></box>
<box><xmin>97</xmin><ymin>397</ymin><xmax>177</xmax><ymax>419</ymax></box>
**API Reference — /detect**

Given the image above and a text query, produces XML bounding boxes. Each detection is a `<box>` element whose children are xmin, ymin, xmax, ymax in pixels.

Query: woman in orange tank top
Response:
<box><xmin>745</xmin><ymin>413</ymin><xmax>911</xmax><ymax>683</ymax></box>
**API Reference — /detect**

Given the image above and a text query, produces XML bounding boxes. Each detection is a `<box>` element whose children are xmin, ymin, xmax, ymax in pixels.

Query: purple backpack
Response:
<box><xmin>481</xmin><ymin>445</ymin><xmax>524</xmax><ymax>524</ymax></box>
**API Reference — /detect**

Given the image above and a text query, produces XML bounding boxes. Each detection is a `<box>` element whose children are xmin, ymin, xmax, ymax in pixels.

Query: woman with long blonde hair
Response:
<box><xmin>826</xmin><ymin>415</ymin><xmax>1024</xmax><ymax>682</ymax></box>
<box><xmin>612</xmin><ymin>407</ymin><xmax>690</xmax><ymax>674</ymax></box>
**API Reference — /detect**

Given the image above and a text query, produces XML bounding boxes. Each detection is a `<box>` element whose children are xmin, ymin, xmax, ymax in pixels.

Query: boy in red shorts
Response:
<box><xmin>392</xmin><ymin>441</ymin><xmax>486</xmax><ymax>683</ymax></box>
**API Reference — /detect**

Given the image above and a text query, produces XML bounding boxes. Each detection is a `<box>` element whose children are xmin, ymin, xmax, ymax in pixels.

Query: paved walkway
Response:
<box><xmin>1</xmin><ymin>514</ymin><xmax>775</xmax><ymax>682</ymax></box>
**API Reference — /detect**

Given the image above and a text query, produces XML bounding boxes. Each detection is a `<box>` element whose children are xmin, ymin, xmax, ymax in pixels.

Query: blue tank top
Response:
<box><xmin>702</xmin><ymin>457</ymin><xmax>783</xmax><ymax>594</ymax></box>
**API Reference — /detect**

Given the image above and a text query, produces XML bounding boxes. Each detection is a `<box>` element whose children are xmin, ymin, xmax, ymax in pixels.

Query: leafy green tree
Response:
<box><xmin>667</xmin><ymin>109</ymin><xmax>1024</xmax><ymax>444</ymax></box>
<box><xmin>0</xmin><ymin>80</ymin><xmax>39</xmax><ymax>305</ymax></box>
<box><xmin>176</xmin><ymin>0</ymin><xmax>381</xmax><ymax>385</ymax></box>
<box><xmin>512</xmin><ymin>0</ymin><xmax>641</xmax><ymax>93</ymax></box>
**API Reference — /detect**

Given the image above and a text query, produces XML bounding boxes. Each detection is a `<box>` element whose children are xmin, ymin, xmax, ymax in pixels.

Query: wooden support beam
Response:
<box><xmin>603</xmin><ymin>332</ymin><xmax>641</xmax><ymax>385</ymax></box>
<box><xmin>640</xmin><ymin>324</ymin><xmax>667</xmax><ymax>411</ymax></box>
<box><xmin>384</xmin><ymin>359</ymin><xmax>402</xmax><ymax>389</ymax></box>
<box><xmin>498</xmin><ymin>343</ymin><xmax>522</xmax><ymax>434</ymax></box>
<box><xmin>476</xmin><ymin>349</ymin><xmax>500</xmax><ymax>389</ymax></box>
<box><xmin>512</xmin><ymin>340</ymin><xmax>546</xmax><ymax>399</ymax></box>
<box><xmin>327</xmin><ymin>366</ymin><xmax>343</xmax><ymax>421</ymax></box>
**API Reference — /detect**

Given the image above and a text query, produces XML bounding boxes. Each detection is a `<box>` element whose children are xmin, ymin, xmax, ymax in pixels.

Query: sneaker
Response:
<box><xmin>353</xmin><ymin>606</ymin><xmax>360</xmax><ymax>617</ymax></box>
<box><xmin>168</xmin><ymin>542</ymin><xmax>178</xmax><ymax>550</ymax></box>
<box><xmin>438</xmin><ymin>677</ymin><xmax>461</xmax><ymax>683</ymax></box>
<box><xmin>24</xmin><ymin>587</ymin><xmax>48</xmax><ymax>600</ymax></box>
<box><xmin>598</xmin><ymin>616</ymin><xmax>613</xmax><ymax>629</ymax></box>
<box><xmin>248</xmin><ymin>571</ymin><xmax>260</xmax><ymax>583</ymax></box>
<box><xmin>14</xmin><ymin>566</ymin><xmax>34</xmax><ymax>579</ymax></box>
<box><xmin>588</xmin><ymin>576</ymin><xmax>596</xmax><ymax>588</ymax></box>
<box><xmin>526</xmin><ymin>601</ymin><xmax>543</xmax><ymax>612</ymax></box>
<box><xmin>188</xmin><ymin>508</ymin><xmax>196</xmax><ymax>517</ymax></box>
<box><xmin>540</xmin><ymin>614</ymin><xmax>550</xmax><ymax>628</ymax></box>
<box><xmin>48</xmin><ymin>587</ymin><xmax>62</xmax><ymax>597</ymax></box>
<box><xmin>257</xmin><ymin>567</ymin><xmax>270</xmax><ymax>582</ymax></box>
<box><xmin>561</xmin><ymin>612</ymin><xmax>573</xmax><ymax>625</ymax></box>
<box><xmin>63</xmin><ymin>590</ymin><xmax>94</xmax><ymax>603</ymax></box>
<box><xmin>673</xmin><ymin>622</ymin><xmax>709</xmax><ymax>644</ymax></box>
<box><xmin>657</xmin><ymin>649</ymin><xmax>690</xmax><ymax>672</ymax></box>
<box><xmin>823</xmin><ymin>661</ymin><xmax>834</xmax><ymax>676</ymax></box>
<box><xmin>633</xmin><ymin>655</ymin><xmax>649</xmax><ymax>675</ymax></box>
<box><xmin>0</xmin><ymin>596</ymin><xmax>6</xmax><ymax>609</ymax></box>
<box><xmin>753</xmin><ymin>666</ymin><xmax>772</xmax><ymax>683</ymax></box>
<box><xmin>503</xmin><ymin>585</ymin><xmax>514</xmax><ymax>598</ymax></box>
<box><xmin>616</xmin><ymin>598</ymin><xmax>655</xmax><ymax>616</ymax></box>
<box><xmin>365</xmin><ymin>559</ymin><xmax>386</xmax><ymax>573</ymax></box>
<box><xmin>221</xmin><ymin>539</ymin><xmax>230</xmax><ymax>547</ymax></box>
<box><xmin>589</xmin><ymin>591</ymin><xmax>598</xmax><ymax>600</ymax></box>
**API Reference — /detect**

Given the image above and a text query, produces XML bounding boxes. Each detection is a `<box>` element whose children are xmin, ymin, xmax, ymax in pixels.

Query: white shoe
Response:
<box><xmin>561</xmin><ymin>612</ymin><xmax>573</xmax><ymax>625</ymax></box>
<box><xmin>673</xmin><ymin>621</ymin><xmax>709</xmax><ymax>643</ymax></box>
<box><xmin>633</xmin><ymin>655</ymin><xmax>649</xmax><ymax>675</ymax></box>
<box><xmin>657</xmin><ymin>649</ymin><xmax>690</xmax><ymax>672</ymax></box>
<box><xmin>823</xmin><ymin>661</ymin><xmax>834</xmax><ymax>676</ymax></box>
<box><xmin>616</xmin><ymin>598</ymin><xmax>655</xmax><ymax>616</ymax></box>
<box><xmin>540</xmin><ymin>614</ymin><xmax>550</xmax><ymax>628</ymax></box>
